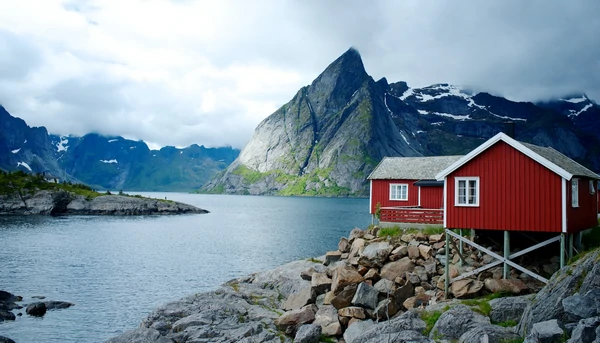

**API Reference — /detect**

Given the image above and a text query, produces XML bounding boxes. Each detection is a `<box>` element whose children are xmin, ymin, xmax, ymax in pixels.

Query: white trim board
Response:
<box><xmin>435</xmin><ymin>132</ymin><xmax>573</xmax><ymax>181</ymax></box>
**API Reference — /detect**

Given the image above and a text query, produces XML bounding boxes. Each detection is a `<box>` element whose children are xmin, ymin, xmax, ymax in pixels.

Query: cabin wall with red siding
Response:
<box><xmin>567</xmin><ymin>178</ymin><xmax>598</xmax><ymax>233</ymax></box>
<box><xmin>370</xmin><ymin>179</ymin><xmax>419</xmax><ymax>214</ymax></box>
<box><xmin>446</xmin><ymin>141</ymin><xmax>563</xmax><ymax>232</ymax></box>
<box><xmin>420</xmin><ymin>187</ymin><xmax>444</xmax><ymax>209</ymax></box>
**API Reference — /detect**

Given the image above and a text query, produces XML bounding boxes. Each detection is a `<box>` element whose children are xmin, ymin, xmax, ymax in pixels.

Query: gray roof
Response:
<box><xmin>522</xmin><ymin>143</ymin><xmax>600</xmax><ymax>179</ymax></box>
<box><xmin>368</xmin><ymin>155</ymin><xmax>464</xmax><ymax>180</ymax></box>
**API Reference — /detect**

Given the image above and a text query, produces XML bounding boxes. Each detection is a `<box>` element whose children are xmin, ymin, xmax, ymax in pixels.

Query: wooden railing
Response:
<box><xmin>379</xmin><ymin>206</ymin><xmax>443</xmax><ymax>224</ymax></box>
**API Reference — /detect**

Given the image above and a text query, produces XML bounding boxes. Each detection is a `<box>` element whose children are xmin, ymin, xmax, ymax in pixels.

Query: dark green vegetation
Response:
<box><xmin>0</xmin><ymin>170</ymin><xmax>102</xmax><ymax>199</ymax></box>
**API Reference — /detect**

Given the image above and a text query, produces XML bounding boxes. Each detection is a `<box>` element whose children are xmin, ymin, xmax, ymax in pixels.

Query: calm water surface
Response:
<box><xmin>0</xmin><ymin>193</ymin><xmax>370</xmax><ymax>342</ymax></box>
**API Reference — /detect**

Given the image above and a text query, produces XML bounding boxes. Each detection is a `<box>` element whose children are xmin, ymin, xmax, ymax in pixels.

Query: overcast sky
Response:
<box><xmin>1</xmin><ymin>1</ymin><xmax>599</xmax><ymax>150</ymax></box>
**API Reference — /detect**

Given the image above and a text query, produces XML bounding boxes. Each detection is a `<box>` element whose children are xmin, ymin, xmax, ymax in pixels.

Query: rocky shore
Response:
<box><xmin>105</xmin><ymin>226</ymin><xmax>600</xmax><ymax>343</ymax></box>
<box><xmin>1</xmin><ymin>290</ymin><xmax>74</xmax><ymax>343</ymax></box>
<box><xmin>0</xmin><ymin>190</ymin><xmax>208</xmax><ymax>215</ymax></box>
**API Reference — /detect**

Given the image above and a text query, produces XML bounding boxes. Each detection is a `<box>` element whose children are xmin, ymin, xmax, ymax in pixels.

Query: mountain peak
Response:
<box><xmin>326</xmin><ymin>47</ymin><xmax>366</xmax><ymax>75</ymax></box>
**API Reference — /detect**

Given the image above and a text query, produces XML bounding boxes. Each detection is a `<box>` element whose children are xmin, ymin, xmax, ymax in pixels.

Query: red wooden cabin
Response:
<box><xmin>368</xmin><ymin>156</ymin><xmax>462</xmax><ymax>227</ymax></box>
<box><xmin>436</xmin><ymin>132</ymin><xmax>600</xmax><ymax>234</ymax></box>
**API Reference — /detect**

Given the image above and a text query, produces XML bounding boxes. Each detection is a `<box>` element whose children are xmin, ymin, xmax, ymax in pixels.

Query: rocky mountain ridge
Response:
<box><xmin>202</xmin><ymin>48</ymin><xmax>600</xmax><ymax>197</ymax></box>
<box><xmin>0</xmin><ymin>106</ymin><xmax>239</xmax><ymax>191</ymax></box>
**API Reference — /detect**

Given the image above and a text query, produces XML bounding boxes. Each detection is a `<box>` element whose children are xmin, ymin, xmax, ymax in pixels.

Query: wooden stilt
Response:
<box><xmin>459</xmin><ymin>229</ymin><xmax>464</xmax><ymax>267</ymax></box>
<box><xmin>568</xmin><ymin>234</ymin><xmax>574</xmax><ymax>260</ymax></box>
<box><xmin>445</xmin><ymin>229</ymin><xmax>450</xmax><ymax>298</ymax></box>
<box><xmin>560</xmin><ymin>233</ymin><xmax>566</xmax><ymax>269</ymax></box>
<box><xmin>575</xmin><ymin>232</ymin><xmax>583</xmax><ymax>250</ymax></box>
<box><xmin>503</xmin><ymin>231</ymin><xmax>510</xmax><ymax>279</ymax></box>
<box><xmin>470</xmin><ymin>229</ymin><xmax>476</xmax><ymax>241</ymax></box>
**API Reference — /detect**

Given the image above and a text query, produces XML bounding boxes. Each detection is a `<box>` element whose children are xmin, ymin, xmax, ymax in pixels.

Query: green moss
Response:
<box><xmin>378</xmin><ymin>227</ymin><xmax>402</xmax><ymax>237</ymax></box>
<box><xmin>307</xmin><ymin>257</ymin><xmax>323</xmax><ymax>264</ymax></box>
<box><xmin>319</xmin><ymin>335</ymin><xmax>337</xmax><ymax>343</ymax></box>
<box><xmin>0</xmin><ymin>170</ymin><xmax>105</xmax><ymax>199</ymax></box>
<box><xmin>496</xmin><ymin>319</ymin><xmax>518</xmax><ymax>327</ymax></box>
<box><xmin>232</xmin><ymin>165</ymin><xmax>269</xmax><ymax>185</ymax></box>
<box><xmin>420</xmin><ymin>310</ymin><xmax>443</xmax><ymax>335</ymax></box>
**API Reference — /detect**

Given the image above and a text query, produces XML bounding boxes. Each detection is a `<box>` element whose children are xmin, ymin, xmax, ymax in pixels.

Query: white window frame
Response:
<box><xmin>590</xmin><ymin>180</ymin><xmax>596</xmax><ymax>195</ymax></box>
<box><xmin>389</xmin><ymin>183</ymin><xmax>408</xmax><ymax>201</ymax></box>
<box><xmin>572</xmin><ymin>178</ymin><xmax>579</xmax><ymax>208</ymax></box>
<box><xmin>455</xmin><ymin>177</ymin><xmax>480</xmax><ymax>207</ymax></box>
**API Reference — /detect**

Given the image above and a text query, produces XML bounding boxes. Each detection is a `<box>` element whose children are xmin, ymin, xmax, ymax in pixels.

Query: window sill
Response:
<box><xmin>455</xmin><ymin>204</ymin><xmax>479</xmax><ymax>207</ymax></box>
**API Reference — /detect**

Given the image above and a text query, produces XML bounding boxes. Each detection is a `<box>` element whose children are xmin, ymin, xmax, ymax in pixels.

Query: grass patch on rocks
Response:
<box><xmin>420</xmin><ymin>310</ymin><xmax>443</xmax><ymax>336</ymax></box>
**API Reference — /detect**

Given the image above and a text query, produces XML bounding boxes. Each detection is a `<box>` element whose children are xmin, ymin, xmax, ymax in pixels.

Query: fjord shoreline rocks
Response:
<box><xmin>0</xmin><ymin>190</ymin><xmax>208</xmax><ymax>216</ymax></box>
<box><xmin>106</xmin><ymin>227</ymin><xmax>600</xmax><ymax>343</ymax></box>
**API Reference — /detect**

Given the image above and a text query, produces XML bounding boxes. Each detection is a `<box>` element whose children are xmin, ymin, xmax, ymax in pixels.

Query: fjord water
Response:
<box><xmin>0</xmin><ymin>193</ymin><xmax>370</xmax><ymax>342</ymax></box>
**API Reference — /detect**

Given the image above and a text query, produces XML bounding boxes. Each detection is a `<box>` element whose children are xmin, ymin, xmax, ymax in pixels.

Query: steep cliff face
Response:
<box><xmin>203</xmin><ymin>49</ymin><xmax>600</xmax><ymax>196</ymax></box>
<box><xmin>203</xmin><ymin>49</ymin><xmax>417</xmax><ymax>196</ymax></box>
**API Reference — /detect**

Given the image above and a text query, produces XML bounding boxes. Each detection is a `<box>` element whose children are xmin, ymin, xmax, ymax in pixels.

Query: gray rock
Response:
<box><xmin>0</xmin><ymin>336</ymin><xmax>16</xmax><ymax>343</ymax></box>
<box><xmin>311</xmin><ymin>272</ymin><xmax>332</xmax><ymax>295</ymax></box>
<box><xmin>567</xmin><ymin>316</ymin><xmax>600</xmax><ymax>343</ymax></box>
<box><xmin>313</xmin><ymin>305</ymin><xmax>342</xmax><ymax>336</ymax></box>
<box><xmin>373</xmin><ymin>278</ymin><xmax>397</xmax><ymax>295</ymax></box>
<box><xmin>26</xmin><ymin>302</ymin><xmax>46</xmax><ymax>317</ymax></box>
<box><xmin>351</xmin><ymin>282</ymin><xmax>379</xmax><ymax>310</ymax></box>
<box><xmin>275</xmin><ymin>304</ymin><xmax>317</xmax><ymax>336</ymax></box>
<box><xmin>0</xmin><ymin>310</ymin><xmax>15</xmax><ymax>322</ymax></box>
<box><xmin>524</xmin><ymin>319</ymin><xmax>565</xmax><ymax>343</ymax></box>
<box><xmin>344</xmin><ymin>319</ymin><xmax>375</xmax><ymax>343</ymax></box>
<box><xmin>518</xmin><ymin>250</ymin><xmax>600</xmax><ymax>336</ymax></box>
<box><xmin>44</xmin><ymin>300</ymin><xmax>74</xmax><ymax>310</ymax></box>
<box><xmin>331</xmin><ymin>284</ymin><xmax>357</xmax><ymax>309</ymax></box>
<box><xmin>459</xmin><ymin>324</ymin><xmax>522</xmax><ymax>343</ymax></box>
<box><xmin>380</xmin><ymin>257</ymin><xmax>415</xmax><ymax>281</ymax></box>
<box><xmin>104</xmin><ymin>327</ymin><xmax>172</xmax><ymax>343</ymax></box>
<box><xmin>429</xmin><ymin>304</ymin><xmax>490</xmax><ymax>340</ymax></box>
<box><xmin>283</xmin><ymin>286</ymin><xmax>315</xmax><ymax>311</ymax></box>
<box><xmin>352</xmin><ymin>311</ymin><xmax>430</xmax><ymax>343</ymax></box>
<box><xmin>358</xmin><ymin>241</ymin><xmax>393</xmax><ymax>267</ymax></box>
<box><xmin>324</xmin><ymin>251</ymin><xmax>342</xmax><ymax>266</ymax></box>
<box><xmin>294</xmin><ymin>324</ymin><xmax>321</xmax><ymax>343</ymax></box>
<box><xmin>339</xmin><ymin>237</ymin><xmax>351</xmax><ymax>253</ymax></box>
<box><xmin>489</xmin><ymin>294</ymin><xmax>533</xmax><ymax>324</ymax></box>
<box><xmin>563</xmin><ymin>289</ymin><xmax>600</xmax><ymax>319</ymax></box>
<box><xmin>374</xmin><ymin>298</ymin><xmax>400</xmax><ymax>320</ymax></box>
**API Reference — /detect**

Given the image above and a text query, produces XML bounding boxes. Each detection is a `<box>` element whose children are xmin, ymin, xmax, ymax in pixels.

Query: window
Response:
<box><xmin>390</xmin><ymin>184</ymin><xmax>408</xmax><ymax>201</ymax></box>
<box><xmin>590</xmin><ymin>180</ymin><xmax>596</xmax><ymax>195</ymax></box>
<box><xmin>455</xmin><ymin>177</ymin><xmax>479</xmax><ymax>206</ymax></box>
<box><xmin>572</xmin><ymin>178</ymin><xmax>579</xmax><ymax>207</ymax></box>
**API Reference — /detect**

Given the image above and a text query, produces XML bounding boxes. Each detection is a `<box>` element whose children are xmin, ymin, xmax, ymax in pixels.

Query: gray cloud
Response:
<box><xmin>0</xmin><ymin>1</ymin><xmax>598</xmax><ymax>150</ymax></box>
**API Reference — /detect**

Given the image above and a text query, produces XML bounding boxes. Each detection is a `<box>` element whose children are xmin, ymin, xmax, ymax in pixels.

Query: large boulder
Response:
<box><xmin>380</xmin><ymin>257</ymin><xmax>415</xmax><ymax>281</ymax></box>
<box><xmin>518</xmin><ymin>249</ymin><xmax>600</xmax><ymax>336</ymax></box>
<box><xmin>566</xmin><ymin>316</ymin><xmax>600</xmax><ymax>343</ymax></box>
<box><xmin>331</xmin><ymin>284</ymin><xmax>358</xmax><ymax>309</ymax></box>
<box><xmin>26</xmin><ymin>302</ymin><xmax>47</xmax><ymax>317</ymax></box>
<box><xmin>343</xmin><ymin>319</ymin><xmax>375</xmax><ymax>343</ymax></box>
<box><xmin>351</xmin><ymin>282</ymin><xmax>379</xmax><ymax>310</ymax></box>
<box><xmin>459</xmin><ymin>324</ymin><xmax>522</xmax><ymax>343</ymax></box>
<box><xmin>562</xmin><ymin>289</ymin><xmax>600</xmax><ymax>319</ymax></box>
<box><xmin>524</xmin><ymin>319</ymin><xmax>565</xmax><ymax>343</ymax></box>
<box><xmin>0</xmin><ymin>336</ymin><xmax>16</xmax><ymax>343</ymax></box>
<box><xmin>311</xmin><ymin>273</ymin><xmax>332</xmax><ymax>295</ymax></box>
<box><xmin>351</xmin><ymin>311</ymin><xmax>431</xmax><ymax>343</ymax></box>
<box><xmin>450</xmin><ymin>279</ymin><xmax>483</xmax><ymax>298</ymax></box>
<box><xmin>331</xmin><ymin>265</ymin><xmax>364</xmax><ymax>294</ymax></box>
<box><xmin>44</xmin><ymin>300</ymin><xmax>75</xmax><ymax>310</ymax></box>
<box><xmin>283</xmin><ymin>287</ymin><xmax>315</xmax><ymax>311</ymax></box>
<box><xmin>104</xmin><ymin>328</ymin><xmax>172</xmax><ymax>343</ymax></box>
<box><xmin>294</xmin><ymin>324</ymin><xmax>321</xmax><ymax>343</ymax></box>
<box><xmin>484</xmin><ymin>278</ymin><xmax>528</xmax><ymax>294</ymax></box>
<box><xmin>358</xmin><ymin>242</ymin><xmax>393</xmax><ymax>268</ymax></box>
<box><xmin>489</xmin><ymin>295</ymin><xmax>533</xmax><ymax>324</ymax></box>
<box><xmin>275</xmin><ymin>304</ymin><xmax>317</xmax><ymax>336</ymax></box>
<box><xmin>429</xmin><ymin>305</ymin><xmax>490</xmax><ymax>340</ymax></box>
<box><xmin>313</xmin><ymin>305</ymin><xmax>342</xmax><ymax>336</ymax></box>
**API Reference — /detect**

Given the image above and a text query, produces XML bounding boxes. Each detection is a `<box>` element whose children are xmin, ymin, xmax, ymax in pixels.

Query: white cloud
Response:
<box><xmin>0</xmin><ymin>0</ymin><xmax>598</xmax><ymax>149</ymax></box>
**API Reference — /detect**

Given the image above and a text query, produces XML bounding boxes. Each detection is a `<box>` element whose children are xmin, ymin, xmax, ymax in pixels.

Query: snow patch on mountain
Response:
<box><xmin>570</xmin><ymin>104</ymin><xmax>593</xmax><ymax>117</ymax></box>
<box><xmin>56</xmin><ymin>136</ymin><xmax>69</xmax><ymax>152</ymax></box>
<box><xmin>491</xmin><ymin>113</ymin><xmax>527</xmax><ymax>122</ymax></box>
<box><xmin>17</xmin><ymin>162</ymin><xmax>32</xmax><ymax>171</ymax></box>
<box><xmin>563</xmin><ymin>96</ymin><xmax>588</xmax><ymax>104</ymax></box>
<box><xmin>100</xmin><ymin>159</ymin><xmax>118</xmax><ymax>164</ymax></box>
<box><xmin>11</xmin><ymin>148</ymin><xmax>20</xmax><ymax>154</ymax></box>
<box><xmin>108</xmin><ymin>139</ymin><xmax>118</xmax><ymax>143</ymax></box>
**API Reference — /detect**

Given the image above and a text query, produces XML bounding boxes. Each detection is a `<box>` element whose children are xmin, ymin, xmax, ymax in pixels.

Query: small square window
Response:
<box><xmin>390</xmin><ymin>184</ymin><xmax>408</xmax><ymax>201</ymax></box>
<box><xmin>455</xmin><ymin>177</ymin><xmax>479</xmax><ymax>206</ymax></box>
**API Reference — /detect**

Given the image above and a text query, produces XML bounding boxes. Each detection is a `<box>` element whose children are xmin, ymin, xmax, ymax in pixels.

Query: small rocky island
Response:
<box><xmin>105</xmin><ymin>226</ymin><xmax>600</xmax><ymax>343</ymax></box>
<box><xmin>0</xmin><ymin>171</ymin><xmax>207</xmax><ymax>215</ymax></box>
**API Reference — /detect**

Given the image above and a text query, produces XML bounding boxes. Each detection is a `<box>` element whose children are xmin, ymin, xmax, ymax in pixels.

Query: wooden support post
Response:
<box><xmin>445</xmin><ymin>229</ymin><xmax>450</xmax><ymax>299</ymax></box>
<box><xmin>568</xmin><ymin>234</ymin><xmax>573</xmax><ymax>260</ymax></box>
<box><xmin>470</xmin><ymin>229</ymin><xmax>476</xmax><ymax>241</ymax></box>
<box><xmin>503</xmin><ymin>231</ymin><xmax>510</xmax><ymax>279</ymax></box>
<box><xmin>459</xmin><ymin>229</ymin><xmax>464</xmax><ymax>267</ymax></box>
<box><xmin>560</xmin><ymin>233</ymin><xmax>566</xmax><ymax>269</ymax></box>
<box><xmin>575</xmin><ymin>232</ymin><xmax>583</xmax><ymax>250</ymax></box>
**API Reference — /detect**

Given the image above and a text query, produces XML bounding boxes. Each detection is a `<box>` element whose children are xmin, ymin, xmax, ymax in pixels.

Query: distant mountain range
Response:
<box><xmin>202</xmin><ymin>48</ymin><xmax>600</xmax><ymax>196</ymax></box>
<box><xmin>0</xmin><ymin>106</ymin><xmax>239</xmax><ymax>191</ymax></box>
